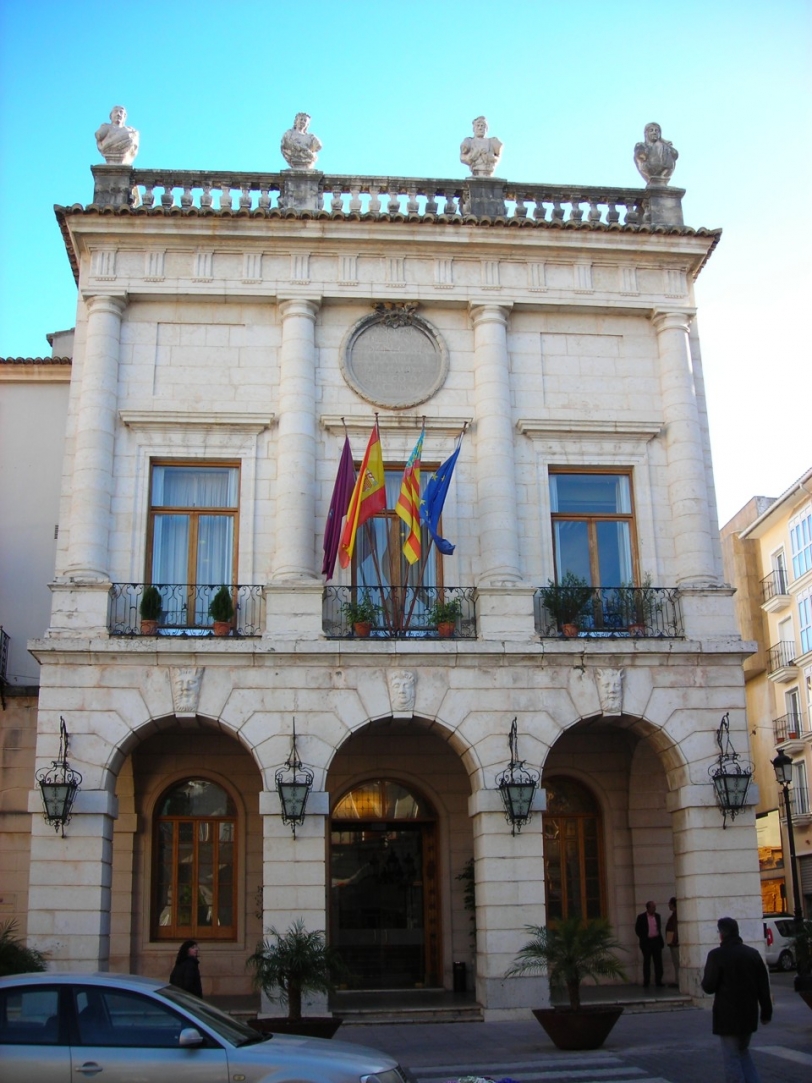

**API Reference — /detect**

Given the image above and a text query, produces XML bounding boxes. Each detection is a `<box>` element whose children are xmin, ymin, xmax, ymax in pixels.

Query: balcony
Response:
<box><xmin>322</xmin><ymin>586</ymin><xmax>476</xmax><ymax>640</ymax></box>
<box><xmin>534</xmin><ymin>586</ymin><xmax>683</xmax><ymax>639</ymax></box>
<box><xmin>773</xmin><ymin>711</ymin><xmax>806</xmax><ymax>745</ymax></box>
<box><xmin>787</xmin><ymin>786</ymin><xmax>811</xmax><ymax>819</ymax></box>
<box><xmin>767</xmin><ymin>641</ymin><xmax>798</xmax><ymax>683</ymax></box>
<box><xmin>109</xmin><ymin>584</ymin><xmax>264</xmax><ymax>637</ymax></box>
<box><xmin>761</xmin><ymin>569</ymin><xmax>791</xmax><ymax>613</ymax></box>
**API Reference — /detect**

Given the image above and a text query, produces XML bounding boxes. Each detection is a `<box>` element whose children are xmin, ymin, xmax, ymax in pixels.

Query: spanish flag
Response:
<box><xmin>338</xmin><ymin>423</ymin><xmax>386</xmax><ymax>568</ymax></box>
<box><xmin>396</xmin><ymin>429</ymin><xmax>424</xmax><ymax>564</ymax></box>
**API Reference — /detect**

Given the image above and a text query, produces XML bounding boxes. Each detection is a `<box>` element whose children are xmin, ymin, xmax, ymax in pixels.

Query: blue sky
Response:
<box><xmin>1</xmin><ymin>0</ymin><xmax>809</xmax><ymax>523</ymax></box>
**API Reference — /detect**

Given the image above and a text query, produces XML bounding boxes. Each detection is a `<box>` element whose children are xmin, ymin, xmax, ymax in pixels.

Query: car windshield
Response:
<box><xmin>159</xmin><ymin>986</ymin><xmax>267</xmax><ymax>1046</ymax></box>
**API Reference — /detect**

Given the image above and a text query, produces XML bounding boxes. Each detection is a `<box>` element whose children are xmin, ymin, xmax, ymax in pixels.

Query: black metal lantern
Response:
<box><xmin>275</xmin><ymin>719</ymin><xmax>314</xmax><ymax>835</ymax></box>
<box><xmin>36</xmin><ymin>717</ymin><xmax>82</xmax><ymax>836</ymax></box>
<box><xmin>496</xmin><ymin>717</ymin><xmax>539</xmax><ymax>835</ymax></box>
<box><xmin>708</xmin><ymin>713</ymin><xmax>753</xmax><ymax>827</ymax></box>
<box><xmin>772</xmin><ymin>750</ymin><xmax>793</xmax><ymax>786</ymax></box>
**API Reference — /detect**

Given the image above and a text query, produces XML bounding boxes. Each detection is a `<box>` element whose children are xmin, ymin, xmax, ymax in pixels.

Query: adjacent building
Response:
<box><xmin>1</xmin><ymin>114</ymin><xmax>762</xmax><ymax>1017</ymax></box>
<box><xmin>722</xmin><ymin>469</ymin><xmax>812</xmax><ymax>918</ymax></box>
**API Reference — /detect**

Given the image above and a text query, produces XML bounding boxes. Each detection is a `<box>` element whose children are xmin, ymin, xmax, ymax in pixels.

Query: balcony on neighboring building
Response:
<box><xmin>787</xmin><ymin>786</ymin><xmax>811</xmax><ymax>819</ymax></box>
<box><xmin>322</xmin><ymin>586</ymin><xmax>476</xmax><ymax>640</ymax></box>
<box><xmin>534</xmin><ymin>586</ymin><xmax>683</xmax><ymax>639</ymax></box>
<box><xmin>761</xmin><ymin>569</ymin><xmax>792</xmax><ymax>613</ymax></box>
<box><xmin>773</xmin><ymin>711</ymin><xmax>807</xmax><ymax>745</ymax></box>
<box><xmin>767</xmin><ymin>640</ymin><xmax>798</xmax><ymax>682</ymax></box>
<box><xmin>108</xmin><ymin>584</ymin><xmax>264</xmax><ymax>637</ymax></box>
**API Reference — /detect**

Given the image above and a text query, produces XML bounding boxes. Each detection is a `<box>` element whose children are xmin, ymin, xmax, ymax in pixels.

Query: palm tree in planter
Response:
<box><xmin>0</xmin><ymin>919</ymin><xmax>47</xmax><ymax>976</ymax></box>
<box><xmin>247</xmin><ymin>920</ymin><xmax>347</xmax><ymax>1037</ymax></box>
<box><xmin>428</xmin><ymin>595</ymin><xmax>462</xmax><ymax>638</ymax></box>
<box><xmin>208</xmin><ymin>585</ymin><xmax>235</xmax><ymax>636</ymax></box>
<box><xmin>139</xmin><ymin>585</ymin><xmax>163</xmax><ymax>635</ymax></box>
<box><xmin>505</xmin><ymin>916</ymin><xmax>627</xmax><ymax>1050</ymax></box>
<box><xmin>539</xmin><ymin>572</ymin><xmax>592</xmax><ymax>637</ymax></box>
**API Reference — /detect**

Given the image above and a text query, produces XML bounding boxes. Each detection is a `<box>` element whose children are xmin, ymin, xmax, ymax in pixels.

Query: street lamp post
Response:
<box><xmin>772</xmin><ymin>751</ymin><xmax>804</xmax><ymax>922</ymax></box>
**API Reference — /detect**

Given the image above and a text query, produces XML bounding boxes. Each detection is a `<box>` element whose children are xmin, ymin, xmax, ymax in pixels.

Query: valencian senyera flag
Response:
<box><xmin>420</xmin><ymin>440</ymin><xmax>462</xmax><ymax>555</ymax></box>
<box><xmin>395</xmin><ymin>429</ymin><xmax>424</xmax><ymax>564</ymax></box>
<box><xmin>339</xmin><ymin>423</ymin><xmax>386</xmax><ymax>569</ymax></box>
<box><xmin>321</xmin><ymin>435</ymin><xmax>356</xmax><ymax>580</ymax></box>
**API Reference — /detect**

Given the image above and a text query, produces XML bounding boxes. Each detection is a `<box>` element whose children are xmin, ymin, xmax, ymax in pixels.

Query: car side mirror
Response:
<box><xmin>179</xmin><ymin>1027</ymin><xmax>205</xmax><ymax>1047</ymax></box>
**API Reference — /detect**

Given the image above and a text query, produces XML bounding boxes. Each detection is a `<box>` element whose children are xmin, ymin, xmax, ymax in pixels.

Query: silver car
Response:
<box><xmin>0</xmin><ymin>971</ymin><xmax>409</xmax><ymax>1083</ymax></box>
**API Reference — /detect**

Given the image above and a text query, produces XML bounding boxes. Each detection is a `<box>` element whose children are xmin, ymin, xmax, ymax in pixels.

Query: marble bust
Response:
<box><xmin>170</xmin><ymin>666</ymin><xmax>203</xmax><ymax>717</ymax></box>
<box><xmin>596</xmin><ymin>668</ymin><xmax>624</xmax><ymax>717</ymax></box>
<box><xmin>633</xmin><ymin>122</ymin><xmax>678</xmax><ymax>187</ymax></box>
<box><xmin>95</xmin><ymin>105</ymin><xmax>140</xmax><ymax>165</ymax></box>
<box><xmin>388</xmin><ymin>669</ymin><xmax>416</xmax><ymax>714</ymax></box>
<box><xmin>281</xmin><ymin>112</ymin><xmax>322</xmax><ymax>170</ymax></box>
<box><xmin>460</xmin><ymin>116</ymin><xmax>503</xmax><ymax>177</ymax></box>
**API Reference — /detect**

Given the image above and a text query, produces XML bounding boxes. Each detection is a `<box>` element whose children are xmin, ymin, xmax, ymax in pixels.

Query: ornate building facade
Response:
<box><xmin>6</xmin><ymin>113</ymin><xmax>762</xmax><ymax>1017</ymax></box>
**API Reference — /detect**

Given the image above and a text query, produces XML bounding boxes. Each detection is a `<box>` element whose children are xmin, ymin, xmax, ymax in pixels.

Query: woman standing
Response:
<box><xmin>169</xmin><ymin>940</ymin><xmax>202</xmax><ymax>997</ymax></box>
<box><xmin>666</xmin><ymin>897</ymin><xmax>679</xmax><ymax>988</ymax></box>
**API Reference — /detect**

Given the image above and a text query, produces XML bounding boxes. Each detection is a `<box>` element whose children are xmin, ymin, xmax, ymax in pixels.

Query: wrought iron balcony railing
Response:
<box><xmin>773</xmin><ymin>711</ymin><xmax>806</xmax><ymax>744</ymax></box>
<box><xmin>761</xmin><ymin>568</ymin><xmax>790</xmax><ymax>603</ymax></box>
<box><xmin>109</xmin><ymin>584</ymin><xmax>264</xmax><ymax>637</ymax></box>
<box><xmin>534</xmin><ymin>586</ymin><xmax>683</xmax><ymax>638</ymax></box>
<box><xmin>323</xmin><ymin>586</ymin><xmax>476</xmax><ymax>639</ymax></box>
<box><xmin>768</xmin><ymin>640</ymin><xmax>797</xmax><ymax>674</ymax></box>
<box><xmin>788</xmin><ymin>786</ymin><xmax>811</xmax><ymax>818</ymax></box>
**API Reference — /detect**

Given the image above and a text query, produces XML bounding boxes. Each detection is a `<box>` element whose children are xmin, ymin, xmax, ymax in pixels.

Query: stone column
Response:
<box><xmin>65</xmin><ymin>293</ymin><xmax>126</xmax><ymax>580</ymax></box>
<box><xmin>653</xmin><ymin>311</ymin><xmax>717</xmax><ymax>586</ymax></box>
<box><xmin>271</xmin><ymin>298</ymin><xmax>320</xmax><ymax>581</ymax></box>
<box><xmin>470</xmin><ymin>303</ymin><xmax>522</xmax><ymax>585</ymax></box>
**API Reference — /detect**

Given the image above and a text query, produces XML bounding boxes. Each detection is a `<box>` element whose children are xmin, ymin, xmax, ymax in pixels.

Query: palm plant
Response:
<box><xmin>0</xmin><ymin>919</ymin><xmax>47</xmax><ymax>977</ymax></box>
<box><xmin>505</xmin><ymin>917</ymin><xmax>626</xmax><ymax>1010</ymax></box>
<box><xmin>247</xmin><ymin>919</ymin><xmax>346</xmax><ymax>1021</ymax></box>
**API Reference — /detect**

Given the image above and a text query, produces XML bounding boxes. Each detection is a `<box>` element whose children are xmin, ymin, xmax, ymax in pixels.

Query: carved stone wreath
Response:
<box><xmin>340</xmin><ymin>304</ymin><xmax>449</xmax><ymax>409</ymax></box>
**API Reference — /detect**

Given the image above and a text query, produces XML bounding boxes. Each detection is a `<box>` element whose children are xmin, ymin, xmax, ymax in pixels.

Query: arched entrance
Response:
<box><xmin>330</xmin><ymin>779</ymin><xmax>439</xmax><ymax>989</ymax></box>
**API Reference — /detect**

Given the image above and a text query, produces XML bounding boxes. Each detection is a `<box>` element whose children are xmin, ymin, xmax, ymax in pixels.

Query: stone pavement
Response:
<box><xmin>341</xmin><ymin>975</ymin><xmax>812</xmax><ymax>1083</ymax></box>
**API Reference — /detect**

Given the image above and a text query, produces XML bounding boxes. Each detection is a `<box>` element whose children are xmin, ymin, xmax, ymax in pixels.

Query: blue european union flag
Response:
<box><xmin>420</xmin><ymin>444</ymin><xmax>461</xmax><ymax>555</ymax></box>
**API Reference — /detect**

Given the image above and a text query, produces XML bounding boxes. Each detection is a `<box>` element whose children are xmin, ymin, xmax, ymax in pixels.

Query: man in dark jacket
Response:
<box><xmin>634</xmin><ymin>900</ymin><xmax>664</xmax><ymax>987</ymax></box>
<box><xmin>701</xmin><ymin>916</ymin><xmax>772</xmax><ymax>1083</ymax></box>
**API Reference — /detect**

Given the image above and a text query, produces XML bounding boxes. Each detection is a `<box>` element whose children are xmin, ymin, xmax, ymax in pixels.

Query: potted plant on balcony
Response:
<box><xmin>247</xmin><ymin>919</ymin><xmax>346</xmax><ymax>1038</ymax></box>
<box><xmin>340</xmin><ymin>592</ymin><xmax>379</xmax><ymax>638</ymax></box>
<box><xmin>208</xmin><ymin>585</ymin><xmax>235</xmax><ymax>637</ymax></box>
<box><xmin>139</xmin><ymin>585</ymin><xmax>162</xmax><ymax>635</ymax></box>
<box><xmin>428</xmin><ymin>596</ymin><xmax>462</xmax><ymax>638</ymax></box>
<box><xmin>505</xmin><ymin>916</ymin><xmax>627</xmax><ymax>1050</ymax></box>
<box><xmin>539</xmin><ymin>572</ymin><xmax>592</xmax><ymax>637</ymax></box>
<box><xmin>616</xmin><ymin>573</ymin><xmax>660</xmax><ymax>636</ymax></box>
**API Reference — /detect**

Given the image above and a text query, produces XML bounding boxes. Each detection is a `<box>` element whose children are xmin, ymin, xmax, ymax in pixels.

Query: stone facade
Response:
<box><xmin>5</xmin><ymin>143</ymin><xmax>764</xmax><ymax>1018</ymax></box>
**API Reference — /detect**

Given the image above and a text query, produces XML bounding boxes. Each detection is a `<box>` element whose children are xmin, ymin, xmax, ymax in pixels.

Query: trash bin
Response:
<box><xmin>452</xmin><ymin>960</ymin><xmax>466</xmax><ymax>993</ymax></box>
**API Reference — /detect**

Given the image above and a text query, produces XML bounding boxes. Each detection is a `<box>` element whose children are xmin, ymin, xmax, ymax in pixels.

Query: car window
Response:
<box><xmin>159</xmin><ymin>985</ymin><xmax>258</xmax><ymax>1045</ymax></box>
<box><xmin>74</xmin><ymin>986</ymin><xmax>191</xmax><ymax>1048</ymax></box>
<box><xmin>775</xmin><ymin>920</ymin><xmax>794</xmax><ymax>937</ymax></box>
<box><xmin>0</xmin><ymin>986</ymin><xmax>61</xmax><ymax>1045</ymax></box>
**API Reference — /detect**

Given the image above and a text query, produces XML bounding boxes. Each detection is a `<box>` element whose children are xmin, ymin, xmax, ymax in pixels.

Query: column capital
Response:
<box><xmin>651</xmin><ymin>309</ymin><xmax>694</xmax><ymax>335</ymax></box>
<box><xmin>83</xmin><ymin>292</ymin><xmax>128</xmax><ymax>317</ymax></box>
<box><xmin>468</xmin><ymin>301</ymin><xmax>512</xmax><ymax>328</ymax></box>
<box><xmin>278</xmin><ymin>296</ymin><xmax>321</xmax><ymax>321</ymax></box>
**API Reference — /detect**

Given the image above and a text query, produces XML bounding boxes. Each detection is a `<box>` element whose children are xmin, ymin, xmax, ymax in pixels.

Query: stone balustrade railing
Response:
<box><xmin>91</xmin><ymin>166</ymin><xmax>685</xmax><ymax>227</ymax></box>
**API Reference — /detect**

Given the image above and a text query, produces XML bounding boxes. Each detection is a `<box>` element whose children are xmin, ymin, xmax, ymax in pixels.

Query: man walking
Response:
<box><xmin>701</xmin><ymin>916</ymin><xmax>772</xmax><ymax>1083</ymax></box>
<box><xmin>635</xmin><ymin>900</ymin><xmax>664</xmax><ymax>988</ymax></box>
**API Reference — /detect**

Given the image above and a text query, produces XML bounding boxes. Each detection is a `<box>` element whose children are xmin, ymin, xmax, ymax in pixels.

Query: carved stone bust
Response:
<box><xmin>460</xmin><ymin>116</ymin><xmax>503</xmax><ymax>177</ymax></box>
<box><xmin>171</xmin><ymin>667</ymin><xmax>203</xmax><ymax>718</ymax></box>
<box><xmin>388</xmin><ymin>669</ymin><xmax>416</xmax><ymax>714</ymax></box>
<box><xmin>341</xmin><ymin>305</ymin><xmax>449</xmax><ymax>409</ymax></box>
<box><xmin>95</xmin><ymin>106</ymin><xmax>140</xmax><ymax>165</ymax></box>
<box><xmin>596</xmin><ymin>668</ymin><xmax>624</xmax><ymax>717</ymax></box>
<box><xmin>281</xmin><ymin>113</ymin><xmax>322</xmax><ymax>171</ymax></box>
<box><xmin>634</xmin><ymin>122</ymin><xmax>678</xmax><ymax>187</ymax></box>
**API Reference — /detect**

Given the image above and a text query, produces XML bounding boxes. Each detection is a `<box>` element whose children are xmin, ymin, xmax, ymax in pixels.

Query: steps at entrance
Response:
<box><xmin>331</xmin><ymin>989</ymin><xmax>482</xmax><ymax>1025</ymax></box>
<box><xmin>340</xmin><ymin>1004</ymin><xmax>485</xmax><ymax>1025</ymax></box>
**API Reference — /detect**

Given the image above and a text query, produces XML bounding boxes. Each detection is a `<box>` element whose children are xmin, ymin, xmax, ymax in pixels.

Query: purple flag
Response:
<box><xmin>322</xmin><ymin>436</ymin><xmax>356</xmax><ymax>579</ymax></box>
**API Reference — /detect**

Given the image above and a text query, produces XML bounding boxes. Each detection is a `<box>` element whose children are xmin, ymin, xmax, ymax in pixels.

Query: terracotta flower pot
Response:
<box><xmin>437</xmin><ymin>621</ymin><xmax>456</xmax><ymax>638</ymax></box>
<box><xmin>140</xmin><ymin>619</ymin><xmax>159</xmax><ymax>636</ymax></box>
<box><xmin>532</xmin><ymin>1005</ymin><xmax>624</xmax><ymax>1050</ymax></box>
<box><xmin>212</xmin><ymin>620</ymin><xmax>232</xmax><ymax>637</ymax></box>
<box><xmin>561</xmin><ymin>623</ymin><xmax>579</xmax><ymax>638</ymax></box>
<box><xmin>353</xmin><ymin>621</ymin><xmax>372</xmax><ymax>638</ymax></box>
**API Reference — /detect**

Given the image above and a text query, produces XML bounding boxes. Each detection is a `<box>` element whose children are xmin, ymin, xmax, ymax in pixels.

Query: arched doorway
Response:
<box><xmin>330</xmin><ymin>779</ymin><xmax>440</xmax><ymax>989</ymax></box>
<box><xmin>542</xmin><ymin>775</ymin><xmax>606</xmax><ymax>921</ymax></box>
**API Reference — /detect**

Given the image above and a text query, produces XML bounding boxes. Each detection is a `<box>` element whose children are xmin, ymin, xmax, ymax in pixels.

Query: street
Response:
<box><xmin>345</xmin><ymin>975</ymin><xmax>812</xmax><ymax>1083</ymax></box>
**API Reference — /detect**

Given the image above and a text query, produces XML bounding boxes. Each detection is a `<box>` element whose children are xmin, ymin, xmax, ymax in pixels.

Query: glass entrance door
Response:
<box><xmin>329</xmin><ymin>780</ymin><xmax>439</xmax><ymax>989</ymax></box>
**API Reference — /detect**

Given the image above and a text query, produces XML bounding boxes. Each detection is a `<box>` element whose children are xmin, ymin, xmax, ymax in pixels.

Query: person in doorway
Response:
<box><xmin>170</xmin><ymin>940</ymin><xmax>202</xmax><ymax>997</ymax></box>
<box><xmin>701</xmin><ymin>916</ymin><xmax>772</xmax><ymax>1083</ymax></box>
<box><xmin>666</xmin><ymin>896</ymin><xmax>680</xmax><ymax>987</ymax></box>
<box><xmin>634</xmin><ymin>900</ymin><xmax>664</xmax><ymax>988</ymax></box>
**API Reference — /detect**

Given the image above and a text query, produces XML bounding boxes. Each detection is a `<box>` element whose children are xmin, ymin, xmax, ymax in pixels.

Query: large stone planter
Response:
<box><xmin>248</xmin><ymin>1016</ymin><xmax>343</xmax><ymax>1039</ymax></box>
<box><xmin>532</xmin><ymin>1006</ymin><xmax>624</xmax><ymax>1050</ymax></box>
